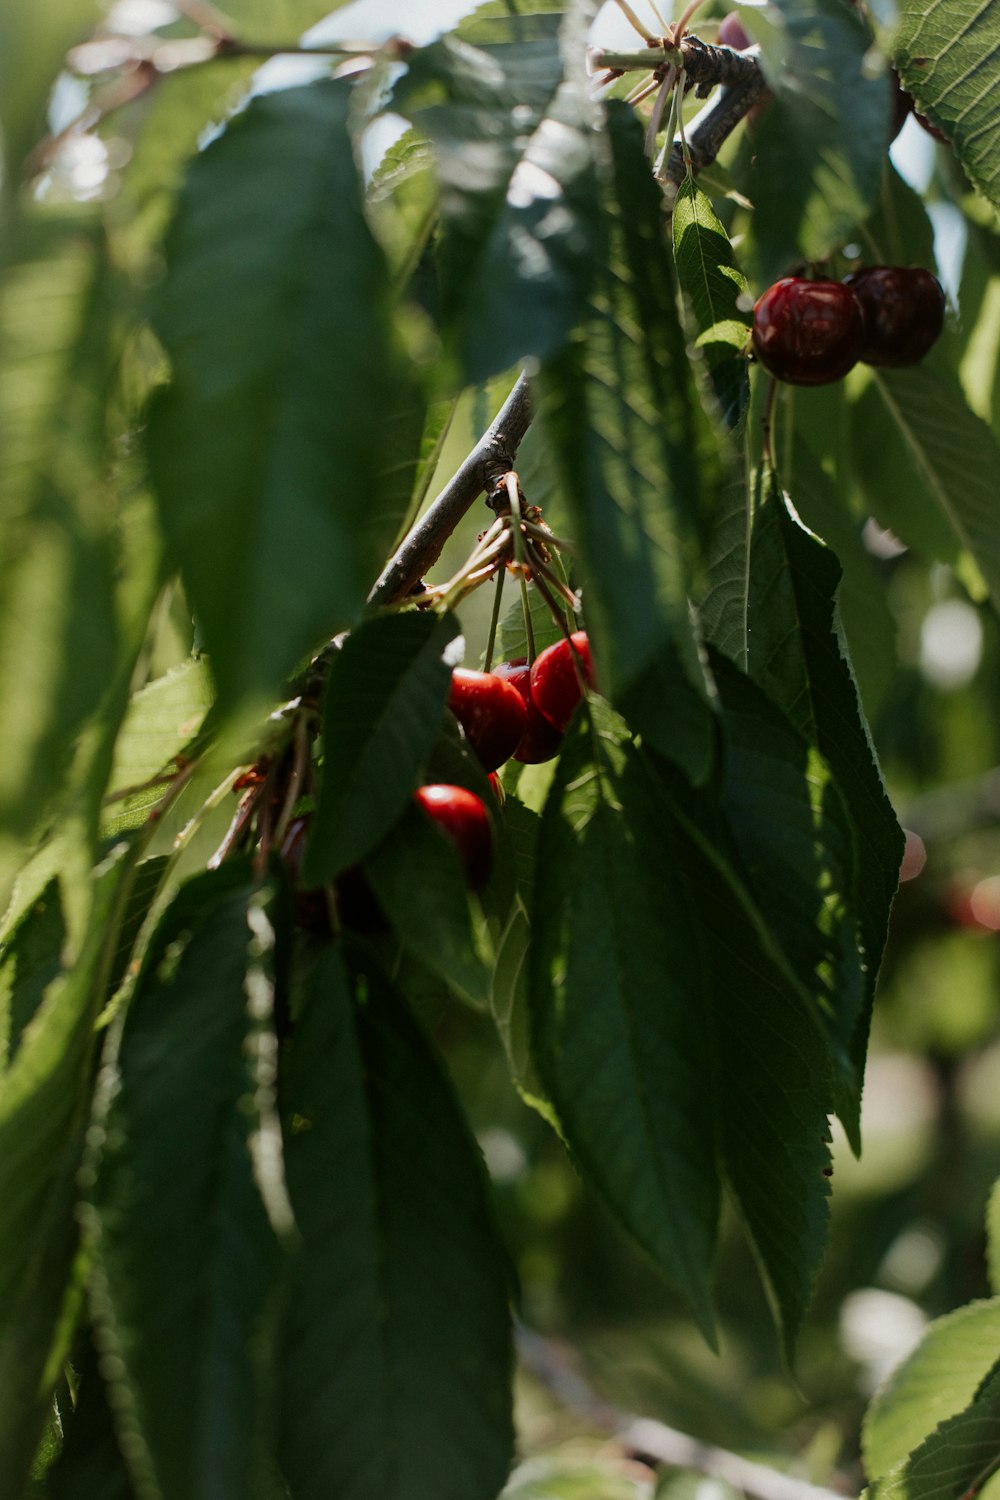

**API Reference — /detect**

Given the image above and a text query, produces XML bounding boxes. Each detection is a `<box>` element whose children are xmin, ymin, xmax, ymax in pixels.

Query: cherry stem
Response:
<box><xmin>483</xmin><ymin>564</ymin><xmax>506</xmax><ymax>673</ymax></box>
<box><xmin>761</xmin><ymin>376</ymin><xmax>778</xmax><ymax>469</ymax></box>
<box><xmin>614</xmin><ymin>0</ymin><xmax>656</xmax><ymax>40</ymax></box>
<box><xmin>505</xmin><ymin>472</ymin><xmax>537</xmax><ymax>663</ymax></box>
<box><xmin>271</xmin><ymin>711</ymin><xmax>312</xmax><ymax>851</ymax></box>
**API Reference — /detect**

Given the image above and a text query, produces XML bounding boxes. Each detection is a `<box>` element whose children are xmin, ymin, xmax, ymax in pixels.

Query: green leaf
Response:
<box><xmin>0</xmin><ymin>846</ymin><xmax>134</xmax><ymax>1497</ymax></box>
<box><xmin>867</xmin><ymin>1360</ymin><xmax>1000</xmax><ymax>1500</ymax></box>
<box><xmin>672</xmin><ymin>176</ymin><xmax>752</xmax><ymax>430</ymax></box>
<box><xmin>91</xmin><ymin>871</ymin><xmax>287</xmax><ymax>1500</ymax></box>
<box><xmin>707</xmin><ymin>465</ymin><xmax>902</xmax><ymax>1143</ymax></box>
<box><xmin>305</xmin><ymin>611</ymin><xmax>459</xmax><ymax>883</ymax></box>
<box><xmin>863</xmin><ymin>1300</ymin><xmax>1000</xmax><ymax>1481</ymax></box>
<box><xmin>539</xmin><ymin>104</ymin><xmax>724</xmax><ymax>784</ymax></box>
<box><xmin>712</xmin><ymin>652</ymin><xmax>865</xmax><ymax>1110</ymax></box>
<box><xmin>102</xmin><ymin>661</ymin><xmax>214</xmax><ymax>837</ymax></box>
<box><xmin>0</xmin><ymin>878</ymin><xmax>65</xmax><ymax>1073</ymax></box>
<box><xmin>530</xmin><ymin>703</ymin><xmax>835</xmax><ymax>1356</ymax></box>
<box><xmin>147</xmin><ymin>80</ymin><xmax>421</xmax><ymax>713</ymax></box>
<box><xmin>734</xmin><ymin>0</ymin><xmax>891</xmax><ymax>278</ymax></box>
<box><xmin>529</xmin><ymin>707</ymin><xmax>721</xmax><ymax>1339</ymax></box>
<box><xmin>895</xmin><ymin>0</ymin><xmax>1000</xmax><ymax>210</ymax></box>
<box><xmin>989</xmin><ymin>1178</ymin><xmax>1000</xmax><ymax>1297</ymax></box>
<box><xmin>44</xmin><ymin>1331</ymin><xmax>137</xmax><ymax>1500</ymax></box>
<box><xmin>279</xmin><ymin>947</ymin><xmax>514</xmax><ymax>1500</ymax></box>
<box><xmin>862</xmin><ymin>363</ymin><xmax>1000</xmax><ymax>609</ymax></box>
<box><xmin>363</xmin><ymin>801</ymin><xmax>493</xmax><ymax>1006</ymax></box>
<box><xmin>0</xmin><ymin>0</ymin><xmax>102</xmax><ymax>191</ymax></box>
<box><xmin>396</xmin><ymin>25</ymin><xmax>602</xmax><ymax>383</ymax></box>
<box><xmin>785</xmin><ymin>429</ymin><xmax>897</xmax><ymax>715</ymax></box>
<box><xmin>0</xmin><ymin>208</ymin><xmax>119</xmax><ymax>843</ymax></box>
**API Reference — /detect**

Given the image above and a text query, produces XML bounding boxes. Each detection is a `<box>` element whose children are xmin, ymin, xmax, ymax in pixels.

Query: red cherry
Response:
<box><xmin>448</xmin><ymin>667</ymin><xmax>527</xmax><ymax>771</ymax></box>
<box><xmin>492</xmin><ymin>660</ymin><xmax>564</xmax><ymax>764</ymax></box>
<box><xmin>752</xmin><ymin>279</ymin><xmax>865</xmax><ymax>386</ymax></box>
<box><xmin>529</xmin><ymin>633</ymin><xmax>594</xmax><ymax>732</ymax></box>
<box><xmin>843</xmin><ymin>265</ymin><xmax>945</xmax><ymax>367</ymax></box>
<box><xmin>717</xmin><ymin>11</ymin><xmax>751</xmax><ymax>49</ymax></box>
<box><xmin>413</xmin><ymin>784</ymin><xmax>493</xmax><ymax>890</ymax></box>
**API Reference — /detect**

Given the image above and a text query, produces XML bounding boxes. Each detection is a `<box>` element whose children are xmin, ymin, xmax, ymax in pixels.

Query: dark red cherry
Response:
<box><xmin>413</xmin><ymin>784</ymin><xmax>493</xmax><ymax>890</ymax></box>
<box><xmin>752</xmin><ymin>278</ymin><xmax>865</xmax><ymax>386</ymax></box>
<box><xmin>492</xmin><ymin>660</ymin><xmax>564</xmax><ymax>764</ymax></box>
<box><xmin>448</xmin><ymin>667</ymin><xmax>527</xmax><ymax>771</ymax></box>
<box><xmin>717</xmin><ymin>11</ymin><xmax>752</xmax><ymax>49</ymax></box>
<box><xmin>529</xmin><ymin>633</ymin><xmax>594</xmax><ymax>731</ymax></box>
<box><xmin>844</xmin><ymin>265</ymin><xmax>946</xmax><ymax>367</ymax></box>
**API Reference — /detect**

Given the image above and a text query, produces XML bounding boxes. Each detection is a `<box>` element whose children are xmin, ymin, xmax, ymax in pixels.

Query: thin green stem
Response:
<box><xmin>483</xmin><ymin>565</ymin><xmax>506</xmax><ymax>672</ymax></box>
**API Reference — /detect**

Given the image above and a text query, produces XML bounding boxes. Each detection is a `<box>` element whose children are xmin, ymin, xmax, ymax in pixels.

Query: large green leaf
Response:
<box><xmin>861</xmin><ymin>363</ymin><xmax>1000</xmax><ymax>609</ymax></box>
<box><xmin>529</xmin><ymin>708</ymin><xmax>721</xmax><ymax>1338</ymax></box>
<box><xmin>989</xmin><ymin>1178</ymin><xmax>1000</xmax><ymax>1297</ymax></box>
<box><xmin>863</xmin><ymin>1300</ymin><xmax>1000</xmax><ymax>1481</ymax></box>
<box><xmin>895</xmin><ymin>0</ymin><xmax>1000</xmax><ymax>210</ymax></box>
<box><xmin>0</xmin><ymin>209</ymin><xmax>119</xmax><ymax>845</ymax></box>
<box><xmin>147</xmin><ymin>80</ymin><xmax>421</xmax><ymax>713</ymax></box>
<box><xmin>305</xmin><ymin>611</ymin><xmax>458</xmax><ymax>883</ymax></box>
<box><xmin>91</xmin><ymin>869</ymin><xmax>287</xmax><ymax>1500</ymax></box>
<box><xmin>102</xmin><ymin>661</ymin><xmax>214</xmax><ymax>837</ymax></box>
<box><xmin>712</xmin><ymin>652</ymin><xmax>865</xmax><ymax>1105</ymax></box>
<box><xmin>734</xmin><ymin>0</ymin><xmax>891</xmax><ymax>278</ymax></box>
<box><xmin>705</xmin><ymin>465</ymin><xmax>903</xmax><ymax>1144</ymax></box>
<box><xmin>540</xmin><ymin>105</ymin><xmax>725</xmax><ymax>785</ymax></box>
<box><xmin>395</xmin><ymin>21</ymin><xmax>601</xmax><ymax>383</ymax></box>
<box><xmin>0</xmin><ymin>847</ymin><xmax>135</xmax><ymax>1496</ymax></box>
<box><xmin>672</xmin><ymin>177</ymin><xmax>752</xmax><ymax>430</ymax></box>
<box><xmin>530</xmin><ymin>702</ymin><xmax>834</xmax><ymax>1353</ymax></box>
<box><xmin>867</xmin><ymin>1361</ymin><xmax>1000</xmax><ymax>1500</ymax></box>
<box><xmin>0</xmin><ymin>0</ymin><xmax>101</xmax><ymax>193</ymax></box>
<box><xmin>278</xmin><ymin>947</ymin><xmax>514</xmax><ymax>1500</ymax></box>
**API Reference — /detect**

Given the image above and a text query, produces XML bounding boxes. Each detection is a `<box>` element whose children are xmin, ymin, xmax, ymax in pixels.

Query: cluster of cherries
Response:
<box><xmin>415</xmin><ymin>631</ymin><xmax>595</xmax><ymax>889</ymax></box>
<box><xmin>751</xmin><ymin>265</ymin><xmax>946</xmax><ymax>386</ymax></box>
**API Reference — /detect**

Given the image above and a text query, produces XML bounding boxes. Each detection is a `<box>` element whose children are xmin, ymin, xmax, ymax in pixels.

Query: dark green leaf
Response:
<box><xmin>723</xmin><ymin>469</ymin><xmax>903</xmax><ymax>1143</ymax></box>
<box><xmin>91</xmin><ymin>871</ymin><xmax>287</xmax><ymax>1500</ymax></box>
<box><xmin>396</xmin><ymin>26</ymin><xmax>602</xmax><ymax>383</ymax></box>
<box><xmin>306</xmin><ymin>611</ymin><xmax>459</xmax><ymax>883</ymax></box>
<box><xmin>0</xmin><ymin>848</ymin><xmax>134</xmax><ymax>1496</ymax></box>
<box><xmin>672</xmin><ymin>176</ymin><xmax>752</xmax><ymax>429</ymax></box>
<box><xmin>539</xmin><ymin>104</ymin><xmax>724</xmax><ymax>784</ymax></box>
<box><xmin>0</xmin><ymin>878</ymin><xmax>65</xmax><ymax>1072</ymax></box>
<box><xmin>531</xmin><ymin>702</ymin><xmax>835</xmax><ymax>1355</ymax></box>
<box><xmin>862</xmin><ymin>363</ymin><xmax>1000</xmax><ymax>608</ymax></box>
<box><xmin>868</xmin><ymin>1360</ymin><xmax>1000</xmax><ymax>1500</ymax></box>
<box><xmin>785</xmin><ymin>430</ymin><xmax>897</xmax><ymax>715</ymax></box>
<box><xmin>45</xmin><ymin>1330</ymin><xmax>138</xmax><ymax>1500</ymax></box>
<box><xmin>863</xmin><ymin>1299</ymin><xmax>1000</xmax><ymax>1480</ymax></box>
<box><xmin>279</xmin><ymin>947</ymin><xmax>514</xmax><ymax>1500</ymax></box>
<box><xmin>734</xmin><ymin>0</ymin><xmax>891</xmax><ymax>278</ymax></box>
<box><xmin>895</xmin><ymin>0</ymin><xmax>1000</xmax><ymax>210</ymax></box>
<box><xmin>529</xmin><ymin>706</ymin><xmax>721</xmax><ymax>1339</ymax></box>
<box><xmin>363</xmin><ymin>801</ymin><xmax>493</xmax><ymax>1006</ymax></box>
<box><xmin>147</xmin><ymin>80</ymin><xmax>421</xmax><ymax>712</ymax></box>
<box><xmin>712</xmin><ymin>651</ymin><xmax>865</xmax><ymax>1115</ymax></box>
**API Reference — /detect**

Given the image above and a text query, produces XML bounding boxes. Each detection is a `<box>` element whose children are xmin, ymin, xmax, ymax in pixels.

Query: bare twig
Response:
<box><xmin>516</xmin><ymin>1325</ymin><xmax>849</xmax><ymax>1500</ymax></box>
<box><xmin>367</xmin><ymin>373</ymin><xmax>535</xmax><ymax>607</ymax></box>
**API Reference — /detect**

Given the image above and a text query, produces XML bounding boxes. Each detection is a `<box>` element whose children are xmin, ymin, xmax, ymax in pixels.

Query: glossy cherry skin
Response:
<box><xmin>752</xmin><ymin>278</ymin><xmax>865</xmax><ymax>386</ymax></box>
<box><xmin>843</xmin><ymin>265</ymin><xmax>946</xmax><ymax>367</ymax></box>
<box><xmin>448</xmin><ymin>667</ymin><xmax>527</xmax><ymax>771</ymax></box>
<box><xmin>413</xmin><ymin>784</ymin><xmax>493</xmax><ymax>891</ymax></box>
<box><xmin>529</xmin><ymin>633</ymin><xmax>594</xmax><ymax>732</ymax></box>
<box><xmin>492</xmin><ymin>661</ymin><xmax>564</xmax><ymax>764</ymax></box>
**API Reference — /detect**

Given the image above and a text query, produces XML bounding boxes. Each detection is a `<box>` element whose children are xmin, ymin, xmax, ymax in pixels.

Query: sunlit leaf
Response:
<box><xmin>672</xmin><ymin>176</ymin><xmax>752</xmax><ymax>429</ymax></box>
<box><xmin>895</xmin><ymin>0</ymin><xmax>1000</xmax><ymax>210</ymax></box>
<box><xmin>147</xmin><ymin>81</ymin><xmax>421</xmax><ymax>713</ymax></box>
